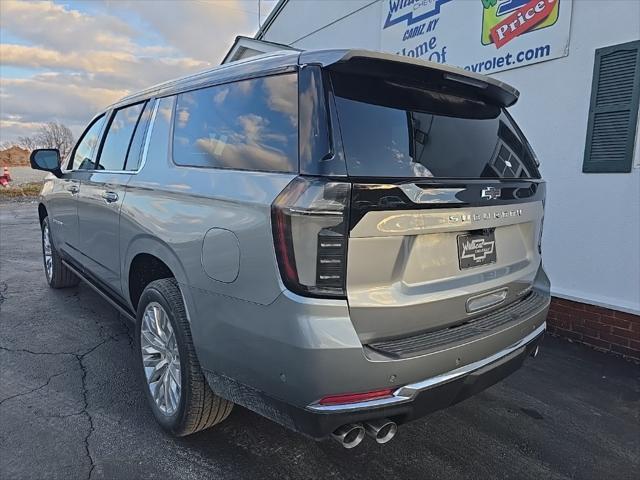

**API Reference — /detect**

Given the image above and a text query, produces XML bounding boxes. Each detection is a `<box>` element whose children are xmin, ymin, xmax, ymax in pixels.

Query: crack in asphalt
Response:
<box><xmin>0</xmin><ymin>370</ymin><xmax>70</xmax><ymax>407</ymax></box>
<box><xmin>1</xmin><ymin>333</ymin><xmax>127</xmax><ymax>480</ymax></box>
<box><xmin>0</xmin><ymin>345</ymin><xmax>77</xmax><ymax>356</ymax></box>
<box><xmin>77</xmin><ymin>351</ymin><xmax>96</xmax><ymax>480</ymax></box>
<box><xmin>0</xmin><ymin>281</ymin><xmax>7</xmax><ymax>306</ymax></box>
<box><xmin>0</xmin><ymin>332</ymin><xmax>122</xmax><ymax>358</ymax></box>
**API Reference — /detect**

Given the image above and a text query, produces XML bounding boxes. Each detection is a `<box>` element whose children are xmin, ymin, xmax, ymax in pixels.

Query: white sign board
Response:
<box><xmin>380</xmin><ymin>0</ymin><xmax>573</xmax><ymax>74</ymax></box>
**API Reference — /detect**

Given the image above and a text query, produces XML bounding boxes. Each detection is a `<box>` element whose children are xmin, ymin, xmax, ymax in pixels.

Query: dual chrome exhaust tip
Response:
<box><xmin>364</xmin><ymin>418</ymin><xmax>398</xmax><ymax>444</ymax></box>
<box><xmin>332</xmin><ymin>419</ymin><xmax>397</xmax><ymax>448</ymax></box>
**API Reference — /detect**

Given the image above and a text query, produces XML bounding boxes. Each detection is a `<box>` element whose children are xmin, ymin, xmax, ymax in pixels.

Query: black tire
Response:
<box><xmin>41</xmin><ymin>216</ymin><xmax>80</xmax><ymax>289</ymax></box>
<box><xmin>135</xmin><ymin>278</ymin><xmax>233</xmax><ymax>436</ymax></box>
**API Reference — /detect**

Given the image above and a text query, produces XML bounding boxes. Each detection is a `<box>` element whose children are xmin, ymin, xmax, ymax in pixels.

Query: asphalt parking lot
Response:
<box><xmin>1</xmin><ymin>202</ymin><xmax>639</xmax><ymax>480</ymax></box>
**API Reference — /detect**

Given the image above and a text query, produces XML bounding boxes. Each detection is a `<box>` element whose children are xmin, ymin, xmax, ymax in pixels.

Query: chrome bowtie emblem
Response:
<box><xmin>481</xmin><ymin>187</ymin><xmax>501</xmax><ymax>200</ymax></box>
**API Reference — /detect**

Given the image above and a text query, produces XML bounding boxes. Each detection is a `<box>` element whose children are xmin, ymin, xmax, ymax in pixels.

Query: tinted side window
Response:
<box><xmin>70</xmin><ymin>115</ymin><xmax>106</xmax><ymax>170</ymax></box>
<box><xmin>98</xmin><ymin>102</ymin><xmax>146</xmax><ymax>171</ymax></box>
<box><xmin>173</xmin><ymin>73</ymin><xmax>298</xmax><ymax>172</ymax></box>
<box><xmin>145</xmin><ymin>96</ymin><xmax>174</xmax><ymax>167</ymax></box>
<box><xmin>125</xmin><ymin>102</ymin><xmax>153</xmax><ymax>171</ymax></box>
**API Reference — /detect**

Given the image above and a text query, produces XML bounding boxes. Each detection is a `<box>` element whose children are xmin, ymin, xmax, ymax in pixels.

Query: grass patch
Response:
<box><xmin>0</xmin><ymin>182</ymin><xmax>43</xmax><ymax>199</ymax></box>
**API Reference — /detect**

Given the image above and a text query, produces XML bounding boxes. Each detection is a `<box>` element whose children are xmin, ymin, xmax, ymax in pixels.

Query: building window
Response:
<box><xmin>583</xmin><ymin>40</ymin><xmax>640</xmax><ymax>173</ymax></box>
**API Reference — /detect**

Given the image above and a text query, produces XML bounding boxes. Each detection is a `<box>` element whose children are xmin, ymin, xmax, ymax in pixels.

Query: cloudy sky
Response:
<box><xmin>0</xmin><ymin>0</ymin><xmax>278</xmax><ymax>144</ymax></box>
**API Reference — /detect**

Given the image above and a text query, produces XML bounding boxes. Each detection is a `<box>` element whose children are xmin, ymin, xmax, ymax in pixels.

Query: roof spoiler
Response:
<box><xmin>299</xmin><ymin>49</ymin><xmax>519</xmax><ymax>108</ymax></box>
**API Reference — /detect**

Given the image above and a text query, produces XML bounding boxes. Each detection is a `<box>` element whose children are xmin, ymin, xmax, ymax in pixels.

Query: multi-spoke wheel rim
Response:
<box><xmin>42</xmin><ymin>222</ymin><xmax>53</xmax><ymax>281</ymax></box>
<box><xmin>141</xmin><ymin>302</ymin><xmax>182</xmax><ymax>415</ymax></box>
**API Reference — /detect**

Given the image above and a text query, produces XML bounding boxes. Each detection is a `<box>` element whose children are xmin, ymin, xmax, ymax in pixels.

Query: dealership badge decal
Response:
<box><xmin>457</xmin><ymin>231</ymin><xmax>498</xmax><ymax>269</ymax></box>
<box><xmin>461</xmin><ymin>238</ymin><xmax>495</xmax><ymax>262</ymax></box>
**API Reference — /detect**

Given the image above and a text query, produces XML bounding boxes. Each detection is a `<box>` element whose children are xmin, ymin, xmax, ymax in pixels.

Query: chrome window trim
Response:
<box><xmin>306</xmin><ymin>322</ymin><xmax>546</xmax><ymax>413</ymax></box>
<box><xmin>136</xmin><ymin>98</ymin><xmax>160</xmax><ymax>174</ymax></box>
<box><xmin>83</xmin><ymin>99</ymin><xmax>160</xmax><ymax>175</ymax></box>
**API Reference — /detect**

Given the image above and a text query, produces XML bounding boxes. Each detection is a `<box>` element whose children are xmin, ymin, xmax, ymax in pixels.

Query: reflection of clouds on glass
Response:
<box><xmin>194</xmin><ymin>112</ymin><xmax>290</xmax><ymax>171</ymax></box>
<box><xmin>87</xmin><ymin>136</ymin><xmax>99</xmax><ymax>150</ymax></box>
<box><xmin>111</xmin><ymin>118</ymin><xmax>124</xmax><ymax>131</ymax></box>
<box><xmin>298</xmin><ymin>76</ymin><xmax>316</xmax><ymax>162</ymax></box>
<box><xmin>213</xmin><ymin>88</ymin><xmax>229</xmax><ymax>105</ymax></box>
<box><xmin>235</xmin><ymin>114</ymin><xmax>288</xmax><ymax>146</ymax></box>
<box><xmin>111</xmin><ymin>108</ymin><xmax>138</xmax><ymax>132</ymax></box>
<box><xmin>173</xmin><ymin>73</ymin><xmax>297</xmax><ymax>172</ymax></box>
<box><xmin>160</xmin><ymin>106</ymin><xmax>172</xmax><ymax>122</ymax></box>
<box><xmin>235</xmin><ymin>80</ymin><xmax>254</xmax><ymax>95</ymax></box>
<box><xmin>238</xmin><ymin>113</ymin><xmax>267</xmax><ymax>144</ymax></box>
<box><xmin>236</xmin><ymin>113</ymin><xmax>289</xmax><ymax>146</ymax></box>
<box><xmin>72</xmin><ymin>116</ymin><xmax>106</xmax><ymax>169</ymax></box>
<box><xmin>181</xmin><ymin>92</ymin><xmax>196</xmax><ymax>105</ymax></box>
<box><xmin>177</xmin><ymin>108</ymin><xmax>190</xmax><ymax>128</ymax></box>
<box><xmin>263</xmin><ymin>74</ymin><xmax>297</xmax><ymax>127</ymax></box>
<box><xmin>194</xmin><ymin>137</ymin><xmax>291</xmax><ymax>172</ymax></box>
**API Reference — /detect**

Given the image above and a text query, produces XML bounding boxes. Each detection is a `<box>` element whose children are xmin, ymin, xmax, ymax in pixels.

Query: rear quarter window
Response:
<box><xmin>172</xmin><ymin>73</ymin><xmax>298</xmax><ymax>173</ymax></box>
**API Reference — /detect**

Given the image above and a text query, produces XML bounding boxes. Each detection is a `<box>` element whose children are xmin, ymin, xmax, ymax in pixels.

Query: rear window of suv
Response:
<box><xmin>173</xmin><ymin>73</ymin><xmax>298</xmax><ymax>173</ymax></box>
<box><xmin>331</xmin><ymin>72</ymin><xmax>540</xmax><ymax>179</ymax></box>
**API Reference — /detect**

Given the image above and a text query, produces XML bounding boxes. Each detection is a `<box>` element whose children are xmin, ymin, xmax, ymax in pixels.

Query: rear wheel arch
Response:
<box><xmin>128</xmin><ymin>253</ymin><xmax>175</xmax><ymax>312</ymax></box>
<box><xmin>124</xmin><ymin>238</ymin><xmax>192</xmax><ymax>314</ymax></box>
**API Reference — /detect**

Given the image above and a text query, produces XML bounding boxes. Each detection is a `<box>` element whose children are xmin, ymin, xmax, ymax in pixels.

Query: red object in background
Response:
<box><xmin>490</xmin><ymin>0</ymin><xmax>557</xmax><ymax>48</ymax></box>
<box><xmin>0</xmin><ymin>166</ymin><xmax>11</xmax><ymax>187</ymax></box>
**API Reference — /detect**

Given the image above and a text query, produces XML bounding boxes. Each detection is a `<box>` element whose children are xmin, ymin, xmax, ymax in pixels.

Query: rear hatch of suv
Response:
<box><xmin>328</xmin><ymin>59</ymin><xmax>545</xmax><ymax>344</ymax></box>
<box><xmin>273</xmin><ymin>54</ymin><xmax>545</xmax><ymax>347</ymax></box>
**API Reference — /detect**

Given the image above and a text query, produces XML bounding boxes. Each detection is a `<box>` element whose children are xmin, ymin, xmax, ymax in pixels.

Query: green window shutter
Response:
<box><xmin>583</xmin><ymin>40</ymin><xmax>640</xmax><ymax>173</ymax></box>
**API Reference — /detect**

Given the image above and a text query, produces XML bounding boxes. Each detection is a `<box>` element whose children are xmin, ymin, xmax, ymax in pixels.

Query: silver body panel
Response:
<box><xmin>347</xmin><ymin>202</ymin><xmax>544</xmax><ymax>342</ymax></box>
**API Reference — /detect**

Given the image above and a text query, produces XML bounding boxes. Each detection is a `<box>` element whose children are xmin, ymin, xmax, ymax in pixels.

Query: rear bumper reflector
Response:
<box><xmin>319</xmin><ymin>388</ymin><xmax>394</xmax><ymax>406</ymax></box>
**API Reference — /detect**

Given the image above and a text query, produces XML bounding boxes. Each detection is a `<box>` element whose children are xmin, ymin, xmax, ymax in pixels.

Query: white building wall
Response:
<box><xmin>261</xmin><ymin>0</ymin><xmax>640</xmax><ymax>313</ymax></box>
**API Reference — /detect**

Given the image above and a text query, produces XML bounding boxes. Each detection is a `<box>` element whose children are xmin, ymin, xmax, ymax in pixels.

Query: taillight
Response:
<box><xmin>272</xmin><ymin>176</ymin><xmax>350</xmax><ymax>298</ymax></box>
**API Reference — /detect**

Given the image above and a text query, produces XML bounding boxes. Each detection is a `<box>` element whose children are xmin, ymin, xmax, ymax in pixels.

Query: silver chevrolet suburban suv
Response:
<box><xmin>31</xmin><ymin>49</ymin><xmax>550</xmax><ymax>448</ymax></box>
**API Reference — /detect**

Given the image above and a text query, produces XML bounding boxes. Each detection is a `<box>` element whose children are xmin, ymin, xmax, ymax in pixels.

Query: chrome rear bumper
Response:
<box><xmin>307</xmin><ymin>322</ymin><xmax>546</xmax><ymax>413</ymax></box>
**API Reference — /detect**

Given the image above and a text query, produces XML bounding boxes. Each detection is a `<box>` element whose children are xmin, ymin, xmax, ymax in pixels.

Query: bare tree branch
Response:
<box><xmin>36</xmin><ymin>122</ymin><xmax>75</xmax><ymax>158</ymax></box>
<box><xmin>16</xmin><ymin>135</ymin><xmax>39</xmax><ymax>152</ymax></box>
<box><xmin>3</xmin><ymin>122</ymin><xmax>75</xmax><ymax>158</ymax></box>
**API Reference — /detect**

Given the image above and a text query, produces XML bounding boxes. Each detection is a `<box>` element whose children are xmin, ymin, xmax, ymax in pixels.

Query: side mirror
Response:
<box><xmin>30</xmin><ymin>149</ymin><xmax>63</xmax><ymax>178</ymax></box>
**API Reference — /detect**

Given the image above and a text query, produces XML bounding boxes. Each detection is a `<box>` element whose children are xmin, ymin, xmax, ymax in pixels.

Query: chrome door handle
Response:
<box><xmin>102</xmin><ymin>191</ymin><xmax>119</xmax><ymax>203</ymax></box>
<box><xmin>67</xmin><ymin>185</ymin><xmax>79</xmax><ymax>194</ymax></box>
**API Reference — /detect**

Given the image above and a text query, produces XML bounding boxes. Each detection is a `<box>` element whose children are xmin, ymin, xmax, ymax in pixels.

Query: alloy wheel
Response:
<box><xmin>141</xmin><ymin>302</ymin><xmax>182</xmax><ymax>415</ymax></box>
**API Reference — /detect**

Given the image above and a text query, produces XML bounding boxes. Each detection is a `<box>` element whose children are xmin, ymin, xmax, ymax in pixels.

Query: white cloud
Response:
<box><xmin>0</xmin><ymin>0</ymin><xmax>135</xmax><ymax>53</ymax></box>
<box><xmin>113</xmin><ymin>1</ymin><xmax>255</xmax><ymax>62</ymax></box>
<box><xmin>0</xmin><ymin>0</ymin><xmax>277</xmax><ymax>144</ymax></box>
<box><xmin>1</xmin><ymin>75</ymin><xmax>127</xmax><ymax>129</ymax></box>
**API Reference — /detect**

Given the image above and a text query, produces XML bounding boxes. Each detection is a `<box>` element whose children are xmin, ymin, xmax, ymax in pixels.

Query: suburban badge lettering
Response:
<box><xmin>449</xmin><ymin>209</ymin><xmax>523</xmax><ymax>224</ymax></box>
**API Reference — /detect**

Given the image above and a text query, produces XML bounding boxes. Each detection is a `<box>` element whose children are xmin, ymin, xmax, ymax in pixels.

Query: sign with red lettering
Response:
<box><xmin>490</xmin><ymin>0</ymin><xmax>558</xmax><ymax>48</ymax></box>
